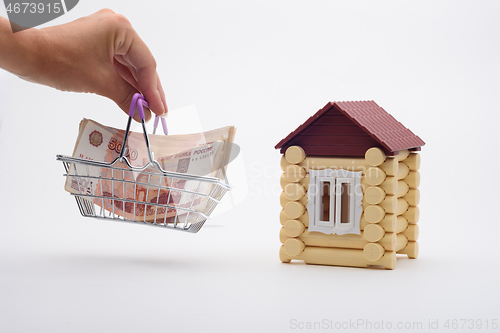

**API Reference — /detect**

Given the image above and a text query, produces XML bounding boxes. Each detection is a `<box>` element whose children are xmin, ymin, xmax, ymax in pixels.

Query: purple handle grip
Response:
<box><xmin>152</xmin><ymin>115</ymin><xmax>169</xmax><ymax>135</ymax></box>
<box><xmin>161</xmin><ymin>117</ymin><xmax>168</xmax><ymax>135</ymax></box>
<box><xmin>128</xmin><ymin>93</ymin><xmax>150</xmax><ymax>120</ymax></box>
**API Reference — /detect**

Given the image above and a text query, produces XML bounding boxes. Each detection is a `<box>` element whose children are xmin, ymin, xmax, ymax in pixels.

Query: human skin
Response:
<box><xmin>0</xmin><ymin>9</ymin><xmax>167</xmax><ymax>122</ymax></box>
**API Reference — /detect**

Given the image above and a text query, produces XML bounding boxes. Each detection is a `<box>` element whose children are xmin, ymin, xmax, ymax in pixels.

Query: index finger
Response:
<box><xmin>115</xmin><ymin>32</ymin><xmax>167</xmax><ymax>117</ymax></box>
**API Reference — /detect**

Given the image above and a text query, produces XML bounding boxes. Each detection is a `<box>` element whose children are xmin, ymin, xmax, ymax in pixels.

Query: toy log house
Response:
<box><xmin>275</xmin><ymin>101</ymin><xmax>425</xmax><ymax>269</ymax></box>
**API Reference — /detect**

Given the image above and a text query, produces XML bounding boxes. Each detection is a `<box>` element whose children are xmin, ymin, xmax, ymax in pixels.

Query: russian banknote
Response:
<box><xmin>65</xmin><ymin>118</ymin><xmax>236</xmax><ymax>222</ymax></box>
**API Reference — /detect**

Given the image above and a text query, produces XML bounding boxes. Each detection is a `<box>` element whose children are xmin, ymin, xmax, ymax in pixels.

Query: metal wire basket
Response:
<box><xmin>56</xmin><ymin>94</ymin><xmax>231</xmax><ymax>233</ymax></box>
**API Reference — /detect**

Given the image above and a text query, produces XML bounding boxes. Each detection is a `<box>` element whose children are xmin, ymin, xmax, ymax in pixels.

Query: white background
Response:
<box><xmin>1</xmin><ymin>1</ymin><xmax>500</xmax><ymax>332</ymax></box>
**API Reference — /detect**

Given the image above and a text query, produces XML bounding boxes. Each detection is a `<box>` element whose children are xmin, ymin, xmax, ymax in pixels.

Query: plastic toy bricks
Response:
<box><xmin>275</xmin><ymin>101</ymin><xmax>425</xmax><ymax>269</ymax></box>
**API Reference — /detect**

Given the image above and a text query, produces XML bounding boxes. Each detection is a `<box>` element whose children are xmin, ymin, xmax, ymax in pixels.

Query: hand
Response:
<box><xmin>0</xmin><ymin>9</ymin><xmax>167</xmax><ymax>121</ymax></box>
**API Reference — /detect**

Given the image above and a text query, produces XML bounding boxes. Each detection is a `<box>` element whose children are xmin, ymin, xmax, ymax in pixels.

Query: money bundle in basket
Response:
<box><xmin>64</xmin><ymin>118</ymin><xmax>236</xmax><ymax>222</ymax></box>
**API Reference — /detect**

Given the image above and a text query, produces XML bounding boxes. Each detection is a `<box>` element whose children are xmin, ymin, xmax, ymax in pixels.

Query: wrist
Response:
<box><xmin>0</xmin><ymin>26</ymin><xmax>44</xmax><ymax>81</ymax></box>
<box><xmin>17</xmin><ymin>30</ymin><xmax>48</xmax><ymax>83</ymax></box>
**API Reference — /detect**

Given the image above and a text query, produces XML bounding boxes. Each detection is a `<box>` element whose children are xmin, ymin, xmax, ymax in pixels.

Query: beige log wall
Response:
<box><xmin>279</xmin><ymin>145</ymin><xmax>421</xmax><ymax>270</ymax></box>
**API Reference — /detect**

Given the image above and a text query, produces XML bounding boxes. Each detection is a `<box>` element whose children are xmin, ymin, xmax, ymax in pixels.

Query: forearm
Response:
<box><xmin>0</xmin><ymin>16</ymin><xmax>43</xmax><ymax>80</ymax></box>
<box><xmin>0</xmin><ymin>10</ymin><xmax>166</xmax><ymax>118</ymax></box>
<box><xmin>0</xmin><ymin>15</ymin><xmax>102</xmax><ymax>92</ymax></box>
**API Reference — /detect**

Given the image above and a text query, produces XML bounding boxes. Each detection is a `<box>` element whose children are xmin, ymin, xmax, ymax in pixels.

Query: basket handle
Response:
<box><xmin>153</xmin><ymin>115</ymin><xmax>168</xmax><ymax>135</ymax></box>
<box><xmin>128</xmin><ymin>93</ymin><xmax>149</xmax><ymax>119</ymax></box>
<box><xmin>119</xmin><ymin>93</ymin><xmax>155</xmax><ymax>164</ymax></box>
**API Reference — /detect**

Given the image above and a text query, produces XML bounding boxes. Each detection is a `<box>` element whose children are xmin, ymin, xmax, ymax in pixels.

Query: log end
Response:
<box><xmin>280</xmin><ymin>209</ymin><xmax>288</xmax><ymax>225</ymax></box>
<box><xmin>364</xmin><ymin>243</ymin><xmax>385</xmax><ymax>261</ymax></box>
<box><xmin>364</xmin><ymin>205</ymin><xmax>385</xmax><ymax>223</ymax></box>
<box><xmin>403</xmin><ymin>224</ymin><xmax>419</xmax><ymax>242</ymax></box>
<box><xmin>397</xmin><ymin>241</ymin><xmax>419</xmax><ymax>259</ymax></box>
<box><xmin>279</xmin><ymin>245</ymin><xmax>292</xmax><ymax>263</ymax></box>
<box><xmin>365</xmin><ymin>147</ymin><xmax>386</xmax><ymax>166</ymax></box>
<box><xmin>285</xmin><ymin>146</ymin><xmax>306</xmax><ymax>164</ymax></box>
<box><xmin>285</xmin><ymin>164</ymin><xmax>307</xmax><ymax>182</ymax></box>
<box><xmin>364</xmin><ymin>224</ymin><xmax>385</xmax><ymax>242</ymax></box>
<box><xmin>284</xmin><ymin>182</ymin><xmax>306</xmax><ymax>201</ymax></box>
<box><xmin>280</xmin><ymin>155</ymin><xmax>290</xmax><ymax>171</ymax></box>
<box><xmin>404</xmin><ymin>188</ymin><xmax>420</xmax><ymax>206</ymax></box>
<box><xmin>404</xmin><ymin>171</ymin><xmax>421</xmax><ymax>188</ymax></box>
<box><xmin>364</xmin><ymin>186</ymin><xmax>386</xmax><ymax>205</ymax></box>
<box><xmin>403</xmin><ymin>206</ymin><xmax>420</xmax><ymax>224</ymax></box>
<box><xmin>405</xmin><ymin>152</ymin><xmax>421</xmax><ymax>171</ymax></box>
<box><xmin>365</xmin><ymin>167</ymin><xmax>386</xmax><ymax>186</ymax></box>
<box><xmin>279</xmin><ymin>191</ymin><xmax>287</xmax><ymax>208</ymax></box>
<box><xmin>284</xmin><ymin>201</ymin><xmax>306</xmax><ymax>219</ymax></box>
<box><xmin>284</xmin><ymin>238</ymin><xmax>305</xmax><ymax>256</ymax></box>
<box><xmin>284</xmin><ymin>219</ymin><xmax>306</xmax><ymax>238</ymax></box>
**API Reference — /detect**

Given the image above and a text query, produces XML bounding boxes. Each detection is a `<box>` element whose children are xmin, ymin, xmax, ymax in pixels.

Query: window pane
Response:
<box><xmin>340</xmin><ymin>182</ymin><xmax>350</xmax><ymax>223</ymax></box>
<box><xmin>322</xmin><ymin>182</ymin><xmax>330</xmax><ymax>222</ymax></box>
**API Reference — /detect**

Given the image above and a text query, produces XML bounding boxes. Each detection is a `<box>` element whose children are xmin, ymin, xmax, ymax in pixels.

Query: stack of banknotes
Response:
<box><xmin>65</xmin><ymin>118</ymin><xmax>236</xmax><ymax>221</ymax></box>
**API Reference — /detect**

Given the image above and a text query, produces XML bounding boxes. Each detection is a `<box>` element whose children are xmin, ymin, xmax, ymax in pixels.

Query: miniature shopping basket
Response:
<box><xmin>56</xmin><ymin>94</ymin><xmax>231</xmax><ymax>233</ymax></box>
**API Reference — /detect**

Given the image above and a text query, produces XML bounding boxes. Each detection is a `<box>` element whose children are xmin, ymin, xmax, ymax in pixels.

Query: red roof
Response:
<box><xmin>275</xmin><ymin>101</ymin><xmax>425</xmax><ymax>157</ymax></box>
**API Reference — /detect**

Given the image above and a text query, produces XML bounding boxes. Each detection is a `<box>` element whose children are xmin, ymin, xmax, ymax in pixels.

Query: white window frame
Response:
<box><xmin>307</xmin><ymin>169</ymin><xmax>362</xmax><ymax>235</ymax></box>
<box><xmin>315</xmin><ymin>177</ymin><xmax>335</xmax><ymax>228</ymax></box>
